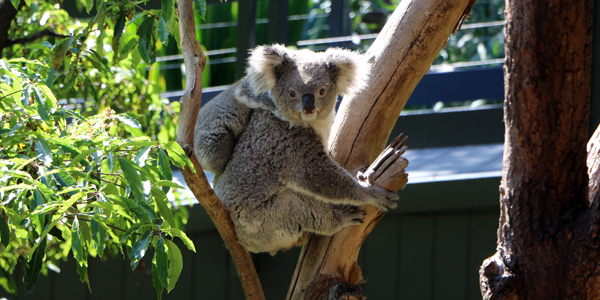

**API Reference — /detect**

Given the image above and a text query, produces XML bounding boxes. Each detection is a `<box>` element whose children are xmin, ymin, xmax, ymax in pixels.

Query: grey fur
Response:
<box><xmin>193</xmin><ymin>45</ymin><xmax>397</xmax><ymax>254</ymax></box>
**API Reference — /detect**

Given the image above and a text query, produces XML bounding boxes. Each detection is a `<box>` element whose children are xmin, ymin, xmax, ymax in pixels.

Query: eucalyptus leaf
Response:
<box><xmin>117</xmin><ymin>157</ymin><xmax>144</xmax><ymax>202</ymax></box>
<box><xmin>152</xmin><ymin>260</ymin><xmax>164</xmax><ymax>300</ymax></box>
<box><xmin>91</xmin><ymin>219</ymin><xmax>107</xmax><ymax>257</ymax></box>
<box><xmin>155</xmin><ymin>237</ymin><xmax>168</xmax><ymax>288</ymax></box>
<box><xmin>24</xmin><ymin>237</ymin><xmax>46</xmax><ymax>293</ymax></box>
<box><xmin>35</xmin><ymin>139</ymin><xmax>53</xmax><ymax>167</ymax></box>
<box><xmin>166</xmin><ymin>240</ymin><xmax>183</xmax><ymax>292</ymax></box>
<box><xmin>165</xmin><ymin>228</ymin><xmax>195</xmax><ymax>252</ymax></box>
<box><xmin>131</xmin><ymin>230</ymin><xmax>152</xmax><ymax>270</ymax></box>
<box><xmin>135</xmin><ymin>146</ymin><xmax>152</xmax><ymax>167</ymax></box>
<box><xmin>0</xmin><ymin>216</ymin><xmax>10</xmax><ymax>248</ymax></box>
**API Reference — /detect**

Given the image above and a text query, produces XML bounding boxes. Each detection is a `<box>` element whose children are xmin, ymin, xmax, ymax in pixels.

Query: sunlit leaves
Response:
<box><xmin>0</xmin><ymin>59</ymin><xmax>194</xmax><ymax>298</ymax></box>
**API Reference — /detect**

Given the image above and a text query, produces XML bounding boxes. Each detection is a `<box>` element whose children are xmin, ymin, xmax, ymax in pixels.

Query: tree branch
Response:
<box><xmin>5</xmin><ymin>29</ymin><xmax>70</xmax><ymax>48</ymax></box>
<box><xmin>287</xmin><ymin>0</ymin><xmax>477</xmax><ymax>298</ymax></box>
<box><xmin>175</xmin><ymin>1</ymin><xmax>265</xmax><ymax>299</ymax></box>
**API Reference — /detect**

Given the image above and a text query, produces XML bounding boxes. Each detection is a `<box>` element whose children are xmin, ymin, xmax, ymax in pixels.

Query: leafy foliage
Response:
<box><xmin>0</xmin><ymin>58</ymin><xmax>194</xmax><ymax>297</ymax></box>
<box><xmin>4</xmin><ymin>0</ymin><xmax>184</xmax><ymax>142</ymax></box>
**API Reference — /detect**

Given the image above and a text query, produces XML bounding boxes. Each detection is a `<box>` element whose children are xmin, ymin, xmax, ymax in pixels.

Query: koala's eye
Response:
<box><xmin>319</xmin><ymin>88</ymin><xmax>326</xmax><ymax>96</ymax></box>
<box><xmin>289</xmin><ymin>90</ymin><xmax>297</xmax><ymax>98</ymax></box>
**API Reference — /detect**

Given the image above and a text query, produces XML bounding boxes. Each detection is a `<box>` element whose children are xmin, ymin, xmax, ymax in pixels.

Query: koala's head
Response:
<box><xmin>246</xmin><ymin>44</ymin><xmax>369</xmax><ymax>124</ymax></box>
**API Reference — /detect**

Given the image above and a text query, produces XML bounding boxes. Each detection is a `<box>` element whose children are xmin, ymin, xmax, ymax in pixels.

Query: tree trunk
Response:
<box><xmin>479</xmin><ymin>0</ymin><xmax>597</xmax><ymax>299</ymax></box>
<box><xmin>287</xmin><ymin>0</ymin><xmax>476</xmax><ymax>299</ymax></box>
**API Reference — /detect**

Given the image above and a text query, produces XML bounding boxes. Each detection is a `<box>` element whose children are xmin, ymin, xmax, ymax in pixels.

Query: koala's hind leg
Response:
<box><xmin>289</xmin><ymin>192</ymin><xmax>366</xmax><ymax>236</ymax></box>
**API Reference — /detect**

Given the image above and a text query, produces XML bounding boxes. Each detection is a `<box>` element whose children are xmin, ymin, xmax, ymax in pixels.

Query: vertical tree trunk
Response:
<box><xmin>479</xmin><ymin>0</ymin><xmax>597</xmax><ymax>299</ymax></box>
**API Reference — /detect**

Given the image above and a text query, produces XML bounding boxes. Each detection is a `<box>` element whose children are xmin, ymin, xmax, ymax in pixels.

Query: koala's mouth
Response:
<box><xmin>301</xmin><ymin>111</ymin><xmax>318</xmax><ymax>121</ymax></box>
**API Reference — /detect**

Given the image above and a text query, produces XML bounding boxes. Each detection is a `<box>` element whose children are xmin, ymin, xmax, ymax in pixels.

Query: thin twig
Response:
<box><xmin>98</xmin><ymin>177</ymin><xmax>126</xmax><ymax>189</ymax></box>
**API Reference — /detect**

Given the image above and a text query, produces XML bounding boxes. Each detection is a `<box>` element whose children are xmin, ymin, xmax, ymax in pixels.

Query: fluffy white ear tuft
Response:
<box><xmin>325</xmin><ymin>48</ymin><xmax>370</xmax><ymax>96</ymax></box>
<box><xmin>246</xmin><ymin>44</ymin><xmax>289</xmax><ymax>95</ymax></box>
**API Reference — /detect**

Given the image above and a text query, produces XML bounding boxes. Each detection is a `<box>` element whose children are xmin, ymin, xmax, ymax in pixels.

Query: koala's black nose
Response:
<box><xmin>302</xmin><ymin>94</ymin><xmax>315</xmax><ymax>114</ymax></box>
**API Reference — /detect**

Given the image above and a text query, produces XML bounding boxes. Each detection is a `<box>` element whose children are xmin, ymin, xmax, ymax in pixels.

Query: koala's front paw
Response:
<box><xmin>366</xmin><ymin>185</ymin><xmax>399</xmax><ymax>212</ymax></box>
<box><xmin>334</xmin><ymin>206</ymin><xmax>366</xmax><ymax>226</ymax></box>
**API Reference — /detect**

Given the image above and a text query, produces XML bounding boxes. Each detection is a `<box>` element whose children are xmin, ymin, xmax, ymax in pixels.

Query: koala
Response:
<box><xmin>194</xmin><ymin>45</ymin><xmax>398</xmax><ymax>254</ymax></box>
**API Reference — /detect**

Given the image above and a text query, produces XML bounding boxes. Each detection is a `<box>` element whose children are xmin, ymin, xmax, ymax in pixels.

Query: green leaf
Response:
<box><xmin>158</xmin><ymin>149</ymin><xmax>172</xmax><ymax>193</ymax></box>
<box><xmin>0</xmin><ymin>184</ymin><xmax>34</xmax><ymax>193</ymax></box>
<box><xmin>52</xmin><ymin>171</ymin><xmax>77</xmax><ymax>189</ymax></box>
<box><xmin>158</xmin><ymin>17</ymin><xmax>168</xmax><ymax>45</ymax></box>
<box><xmin>35</xmin><ymin>139</ymin><xmax>53</xmax><ymax>167</ymax></box>
<box><xmin>154</xmin><ymin>180</ymin><xmax>184</xmax><ymax>189</ymax></box>
<box><xmin>167</xmin><ymin>6</ymin><xmax>180</xmax><ymax>46</ymax></box>
<box><xmin>155</xmin><ymin>237</ymin><xmax>168</xmax><ymax>288</ymax></box>
<box><xmin>39</xmin><ymin>84</ymin><xmax>57</xmax><ymax>108</ymax></box>
<box><xmin>117</xmin><ymin>157</ymin><xmax>144</xmax><ymax>202</ymax></box>
<box><xmin>161</xmin><ymin>0</ymin><xmax>173</xmax><ymax>22</ymax></box>
<box><xmin>91</xmin><ymin>219</ymin><xmax>107</xmax><ymax>257</ymax></box>
<box><xmin>135</xmin><ymin>146</ymin><xmax>152</xmax><ymax>167</ymax></box>
<box><xmin>109</xmin><ymin>195</ymin><xmax>153</xmax><ymax>224</ymax></box>
<box><xmin>152</xmin><ymin>260</ymin><xmax>164</xmax><ymax>300</ymax></box>
<box><xmin>165</xmin><ymin>228</ymin><xmax>195</xmax><ymax>252</ymax></box>
<box><xmin>10</xmin><ymin>0</ymin><xmax>19</xmax><ymax>10</ymax></box>
<box><xmin>0</xmin><ymin>264</ymin><xmax>17</xmax><ymax>294</ymax></box>
<box><xmin>0</xmin><ymin>215</ymin><xmax>10</xmax><ymax>247</ymax></box>
<box><xmin>119</xmin><ymin>223</ymin><xmax>143</xmax><ymax>244</ymax></box>
<box><xmin>163</xmin><ymin>141</ymin><xmax>194</xmax><ymax>171</ymax></box>
<box><xmin>67</xmin><ymin>149</ymin><xmax>97</xmax><ymax>167</ymax></box>
<box><xmin>77</xmin><ymin>263</ymin><xmax>89</xmax><ymax>290</ymax></box>
<box><xmin>166</xmin><ymin>240</ymin><xmax>183</xmax><ymax>292</ymax></box>
<box><xmin>119</xmin><ymin>37</ymin><xmax>138</xmax><ymax>59</ymax></box>
<box><xmin>52</xmin><ymin>36</ymin><xmax>75</xmax><ymax>70</ymax></box>
<box><xmin>193</xmin><ymin>0</ymin><xmax>207</xmax><ymax>21</ymax></box>
<box><xmin>87</xmin><ymin>201</ymin><xmax>132</xmax><ymax>220</ymax></box>
<box><xmin>82</xmin><ymin>0</ymin><xmax>94</xmax><ymax>13</ymax></box>
<box><xmin>117</xmin><ymin>139</ymin><xmax>157</xmax><ymax>149</ymax></box>
<box><xmin>24</xmin><ymin>237</ymin><xmax>47</xmax><ymax>293</ymax></box>
<box><xmin>137</xmin><ymin>15</ymin><xmax>156</xmax><ymax>65</ymax></box>
<box><xmin>131</xmin><ymin>230</ymin><xmax>152</xmax><ymax>270</ymax></box>
<box><xmin>151</xmin><ymin>187</ymin><xmax>175</xmax><ymax>228</ymax></box>
<box><xmin>107</xmin><ymin>151</ymin><xmax>115</xmax><ymax>172</ymax></box>
<box><xmin>116</xmin><ymin>114</ymin><xmax>144</xmax><ymax>137</ymax></box>
<box><xmin>114</xmin><ymin>8</ymin><xmax>127</xmax><ymax>38</ymax></box>
<box><xmin>71</xmin><ymin>217</ymin><xmax>87</xmax><ymax>267</ymax></box>
<box><xmin>31</xmin><ymin>189</ymin><xmax>45</xmax><ymax>236</ymax></box>
<box><xmin>33</xmin><ymin>87</ymin><xmax>50</xmax><ymax>122</ymax></box>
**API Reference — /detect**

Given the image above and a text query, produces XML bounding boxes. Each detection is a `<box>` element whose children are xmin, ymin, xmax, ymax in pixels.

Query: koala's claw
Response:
<box><xmin>369</xmin><ymin>185</ymin><xmax>399</xmax><ymax>211</ymax></box>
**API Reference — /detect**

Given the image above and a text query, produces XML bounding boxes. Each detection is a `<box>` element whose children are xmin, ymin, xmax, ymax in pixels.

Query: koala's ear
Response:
<box><xmin>325</xmin><ymin>48</ymin><xmax>370</xmax><ymax>96</ymax></box>
<box><xmin>246</xmin><ymin>44</ymin><xmax>290</xmax><ymax>94</ymax></box>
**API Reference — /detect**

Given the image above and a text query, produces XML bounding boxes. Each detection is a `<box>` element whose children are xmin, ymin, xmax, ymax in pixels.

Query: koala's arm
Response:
<box><xmin>193</xmin><ymin>82</ymin><xmax>253</xmax><ymax>174</ymax></box>
<box><xmin>283</xmin><ymin>144</ymin><xmax>398</xmax><ymax>211</ymax></box>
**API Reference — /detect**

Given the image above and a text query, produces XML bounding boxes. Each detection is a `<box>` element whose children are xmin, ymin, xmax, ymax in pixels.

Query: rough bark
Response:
<box><xmin>174</xmin><ymin>1</ymin><xmax>265</xmax><ymax>299</ymax></box>
<box><xmin>287</xmin><ymin>0</ymin><xmax>476</xmax><ymax>299</ymax></box>
<box><xmin>479</xmin><ymin>0</ymin><xmax>598</xmax><ymax>299</ymax></box>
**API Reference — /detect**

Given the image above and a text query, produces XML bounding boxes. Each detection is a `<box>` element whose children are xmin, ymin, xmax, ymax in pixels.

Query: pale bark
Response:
<box><xmin>175</xmin><ymin>1</ymin><xmax>265</xmax><ymax>299</ymax></box>
<box><xmin>287</xmin><ymin>0</ymin><xmax>476</xmax><ymax>298</ymax></box>
<box><xmin>479</xmin><ymin>0</ymin><xmax>597</xmax><ymax>299</ymax></box>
